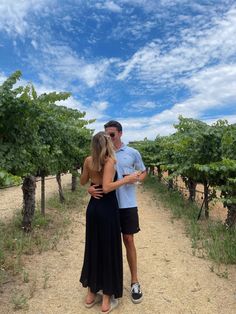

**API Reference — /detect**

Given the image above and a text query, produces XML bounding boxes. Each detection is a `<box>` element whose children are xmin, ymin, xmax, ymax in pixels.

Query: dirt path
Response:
<box><xmin>1</xmin><ymin>185</ymin><xmax>236</xmax><ymax>313</ymax></box>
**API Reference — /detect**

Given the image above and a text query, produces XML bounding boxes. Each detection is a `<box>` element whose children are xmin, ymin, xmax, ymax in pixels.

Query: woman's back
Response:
<box><xmin>82</xmin><ymin>156</ymin><xmax>103</xmax><ymax>185</ymax></box>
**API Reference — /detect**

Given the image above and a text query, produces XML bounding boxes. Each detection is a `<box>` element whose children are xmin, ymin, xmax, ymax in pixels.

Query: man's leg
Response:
<box><xmin>123</xmin><ymin>234</ymin><xmax>143</xmax><ymax>303</ymax></box>
<box><xmin>120</xmin><ymin>207</ymin><xmax>143</xmax><ymax>303</ymax></box>
<box><xmin>122</xmin><ymin>234</ymin><xmax>138</xmax><ymax>283</ymax></box>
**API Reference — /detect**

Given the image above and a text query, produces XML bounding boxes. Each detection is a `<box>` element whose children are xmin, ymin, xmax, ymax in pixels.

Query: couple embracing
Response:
<box><xmin>80</xmin><ymin>121</ymin><xmax>146</xmax><ymax>313</ymax></box>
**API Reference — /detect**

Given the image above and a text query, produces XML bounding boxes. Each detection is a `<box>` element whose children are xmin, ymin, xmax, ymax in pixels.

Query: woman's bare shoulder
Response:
<box><xmin>105</xmin><ymin>157</ymin><xmax>116</xmax><ymax>165</ymax></box>
<box><xmin>84</xmin><ymin>156</ymin><xmax>92</xmax><ymax>166</ymax></box>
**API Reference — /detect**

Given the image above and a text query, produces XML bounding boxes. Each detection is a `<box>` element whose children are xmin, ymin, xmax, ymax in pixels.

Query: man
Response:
<box><xmin>88</xmin><ymin>120</ymin><xmax>146</xmax><ymax>304</ymax></box>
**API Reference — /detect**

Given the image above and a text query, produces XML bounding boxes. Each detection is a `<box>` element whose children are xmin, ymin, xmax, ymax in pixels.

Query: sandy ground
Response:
<box><xmin>1</xmin><ymin>180</ymin><xmax>236</xmax><ymax>313</ymax></box>
<box><xmin>0</xmin><ymin>174</ymin><xmax>72</xmax><ymax>221</ymax></box>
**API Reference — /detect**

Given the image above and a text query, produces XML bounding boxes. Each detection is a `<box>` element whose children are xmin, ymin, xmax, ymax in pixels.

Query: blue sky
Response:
<box><xmin>1</xmin><ymin>0</ymin><xmax>236</xmax><ymax>143</ymax></box>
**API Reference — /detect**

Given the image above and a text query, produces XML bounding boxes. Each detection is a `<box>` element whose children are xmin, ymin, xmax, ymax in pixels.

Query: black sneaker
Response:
<box><xmin>131</xmin><ymin>282</ymin><xmax>143</xmax><ymax>303</ymax></box>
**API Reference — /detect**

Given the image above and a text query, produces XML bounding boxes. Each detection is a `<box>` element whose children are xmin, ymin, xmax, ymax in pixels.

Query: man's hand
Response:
<box><xmin>88</xmin><ymin>185</ymin><xmax>104</xmax><ymax>199</ymax></box>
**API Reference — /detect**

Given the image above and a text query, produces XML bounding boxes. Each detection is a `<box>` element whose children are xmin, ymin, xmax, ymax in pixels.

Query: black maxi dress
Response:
<box><xmin>80</xmin><ymin>178</ymin><xmax>123</xmax><ymax>298</ymax></box>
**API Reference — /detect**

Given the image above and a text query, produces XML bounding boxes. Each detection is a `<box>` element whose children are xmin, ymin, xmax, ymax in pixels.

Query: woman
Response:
<box><xmin>80</xmin><ymin>132</ymin><xmax>139</xmax><ymax>313</ymax></box>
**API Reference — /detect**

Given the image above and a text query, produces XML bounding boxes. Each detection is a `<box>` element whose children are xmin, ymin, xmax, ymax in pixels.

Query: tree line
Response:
<box><xmin>0</xmin><ymin>71</ymin><xmax>93</xmax><ymax>231</ymax></box>
<box><xmin>1</xmin><ymin>72</ymin><xmax>236</xmax><ymax>230</ymax></box>
<box><xmin>130</xmin><ymin>116</ymin><xmax>236</xmax><ymax>227</ymax></box>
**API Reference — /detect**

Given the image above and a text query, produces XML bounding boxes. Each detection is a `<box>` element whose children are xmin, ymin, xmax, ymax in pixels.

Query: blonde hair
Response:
<box><xmin>91</xmin><ymin>131</ymin><xmax>116</xmax><ymax>172</ymax></box>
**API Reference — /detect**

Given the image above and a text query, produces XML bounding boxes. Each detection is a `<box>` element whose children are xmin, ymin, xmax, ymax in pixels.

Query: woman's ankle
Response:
<box><xmin>86</xmin><ymin>289</ymin><xmax>96</xmax><ymax>303</ymax></box>
<box><xmin>101</xmin><ymin>294</ymin><xmax>110</xmax><ymax>312</ymax></box>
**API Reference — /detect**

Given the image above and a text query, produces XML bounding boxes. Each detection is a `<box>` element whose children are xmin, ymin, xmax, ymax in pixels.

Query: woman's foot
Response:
<box><xmin>84</xmin><ymin>289</ymin><xmax>102</xmax><ymax>308</ymax></box>
<box><xmin>101</xmin><ymin>294</ymin><xmax>110</xmax><ymax>312</ymax></box>
<box><xmin>85</xmin><ymin>290</ymin><xmax>96</xmax><ymax>305</ymax></box>
<box><xmin>100</xmin><ymin>295</ymin><xmax>118</xmax><ymax>314</ymax></box>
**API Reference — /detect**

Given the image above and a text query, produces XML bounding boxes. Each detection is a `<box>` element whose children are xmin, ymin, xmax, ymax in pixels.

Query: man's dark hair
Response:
<box><xmin>104</xmin><ymin>120</ymin><xmax>122</xmax><ymax>132</ymax></box>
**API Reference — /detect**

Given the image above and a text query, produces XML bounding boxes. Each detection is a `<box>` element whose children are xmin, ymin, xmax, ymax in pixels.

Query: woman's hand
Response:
<box><xmin>124</xmin><ymin>172</ymin><xmax>140</xmax><ymax>184</ymax></box>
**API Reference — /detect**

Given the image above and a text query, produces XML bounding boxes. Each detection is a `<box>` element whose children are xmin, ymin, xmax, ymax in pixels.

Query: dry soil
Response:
<box><xmin>0</xmin><ymin>176</ymin><xmax>236</xmax><ymax>313</ymax></box>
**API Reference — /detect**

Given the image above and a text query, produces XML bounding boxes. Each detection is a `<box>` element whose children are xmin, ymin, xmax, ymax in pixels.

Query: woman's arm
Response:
<box><xmin>102</xmin><ymin>158</ymin><xmax>139</xmax><ymax>193</ymax></box>
<box><xmin>80</xmin><ymin>157</ymin><xmax>90</xmax><ymax>185</ymax></box>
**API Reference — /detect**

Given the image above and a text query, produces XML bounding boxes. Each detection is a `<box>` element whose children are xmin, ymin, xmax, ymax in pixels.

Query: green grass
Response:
<box><xmin>144</xmin><ymin>175</ymin><xmax>236</xmax><ymax>265</ymax></box>
<box><xmin>204</xmin><ymin>222</ymin><xmax>236</xmax><ymax>264</ymax></box>
<box><xmin>0</xmin><ymin>184</ymin><xmax>87</xmax><ymax>282</ymax></box>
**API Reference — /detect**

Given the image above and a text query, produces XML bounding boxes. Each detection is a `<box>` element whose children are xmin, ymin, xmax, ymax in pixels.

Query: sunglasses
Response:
<box><xmin>108</xmin><ymin>132</ymin><xmax>115</xmax><ymax>138</ymax></box>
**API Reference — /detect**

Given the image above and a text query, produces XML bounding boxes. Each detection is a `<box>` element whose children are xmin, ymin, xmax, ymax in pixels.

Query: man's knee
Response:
<box><xmin>123</xmin><ymin>234</ymin><xmax>134</xmax><ymax>247</ymax></box>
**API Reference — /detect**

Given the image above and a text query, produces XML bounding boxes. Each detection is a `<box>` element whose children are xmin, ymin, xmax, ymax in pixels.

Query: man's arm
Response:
<box><xmin>88</xmin><ymin>185</ymin><xmax>104</xmax><ymax>199</ymax></box>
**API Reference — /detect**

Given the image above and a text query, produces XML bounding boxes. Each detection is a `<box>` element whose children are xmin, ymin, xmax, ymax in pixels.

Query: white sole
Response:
<box><xmin>131</xmin><ymin>295</ymin><xmax>143</xmax><ymax>304</ymax></box>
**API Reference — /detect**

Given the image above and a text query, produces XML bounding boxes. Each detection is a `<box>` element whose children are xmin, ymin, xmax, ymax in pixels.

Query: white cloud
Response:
<box><xmin>31</xmin><ymin>40</ymin><xmax>38</xmax><ymax>49</ymax></box>
<box><xmin>121</xmin><ymin>118</ymin><xmax>174</xmax><ymax>142</ymax></box>
<box><xmin>119</xmin><ymin>0</ymin><xmax>161</xmax><ymax>12</ymax></box>
<box><xmin>140</xmin><ymin>101</ymin><xmax>156</xmax><ymax>109</ymax></box>
<box><xmin>0</xmin><ymin>72</ymin><xmax>7</xmax><ymax>84</ymax></box>
<box><xmin>120</xmin><ymin>0</ymin><xmax>232</xmax><ymax>13</ymax></box>
<box><xmin>96</xmin><ymin>1</ymin><xmax>122</xmax><ymax>12</ymax></box>
<box><xmin>145</xmin><ymin>63</ymin><xmax>236</xmax><ymax>128</ymax></box>
<box><xmin>32</xmin><ymin>44</ymin><xmax>115</xmax><ymax>88</ymax></box>
<box><xmin>104</xmin><ymin>1</ymin><xmax>123</xmax><ymax>13</ymax></box>
<box><xmin>110</xmin><ymin>18</ymin><xmax>157</xmax><ymax>42</ymax></box>
<box><xmin>84</xmin><ymin>60</ymin><xmax>236</xmax><ymax>141</ymax></box>
<box><xmin>1</xmin><ymin>0</ymin><xmax>236</xmax><ymax>144</ymax></box>
<box><xmin>92</xmin><ymin>101</ymin><xmax>109</xmax><ymax>111</ymax></box>
<box><xmin>78</xmin><ymin>63</ymin><xmax>109</xmax><ymax>88</ymax></box>
<box><xmin>89</xmin><ymin>115</ymin><xmax>175</xmax><ymax>142</ymax></box>
<box><xmin>184</xmin><ymin>64</ymin><xmax>236</xmax><ymax>106</ymax></box>
<box><xmin>117</xmin><ymin>6</ymin><xmax>236</xmax><ymax>86</ymax></box>
<box><xmin>59</xmin><ymin>96</ymin><xmax>110</xmax><ymax>121</ymax></box>
<box><xmin>203</xmin><ymin>115</ymin><xmax>236</xmax><ymax>126</ymax></box>
<box><xmin>96</xmin><ymin>61</ymin><xmax>236</xmax><ymax>141</ymax></box>
<box><xmin>129</xmin><ymin>101</ymin><xmax>158</xmax><ymax>112</ymax></box>
<box><xmin>0</xmin><ymin>0</ymin><xmax>52</xmax><ymax>36</ymax></box>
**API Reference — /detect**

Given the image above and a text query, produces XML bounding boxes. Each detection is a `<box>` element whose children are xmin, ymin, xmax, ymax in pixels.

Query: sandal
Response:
<box><xmin>100</xmin><ymin>298</ymin><xmax>118</xmax><ymax>314</ymax></box>
<box><xmin>84</xmin><ymin>293</ymin><xmax>102</xmax><ymax>308</ymax></box>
